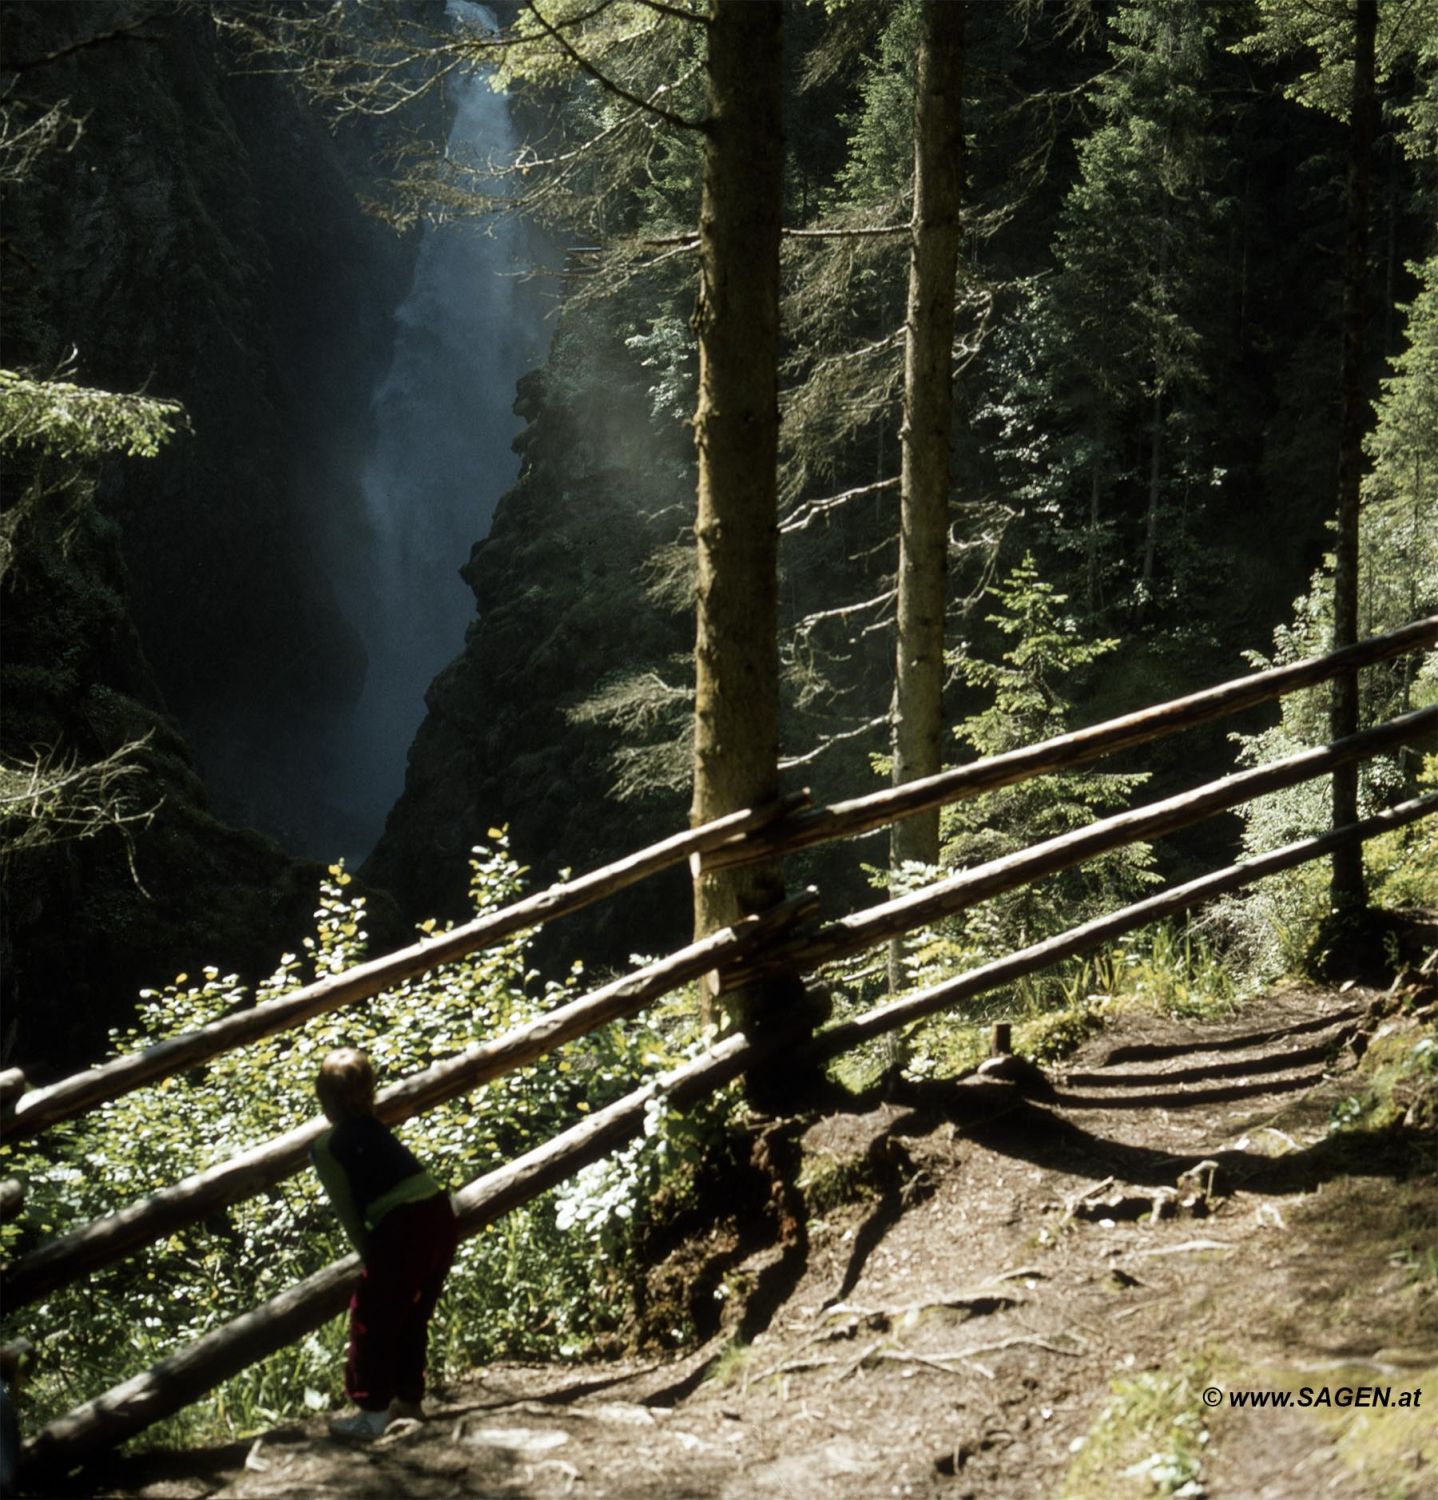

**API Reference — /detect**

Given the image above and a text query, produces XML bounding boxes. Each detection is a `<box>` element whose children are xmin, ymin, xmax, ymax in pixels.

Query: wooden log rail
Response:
<box><xmin>7</xmin><ymin>619</ymin><xmax>1436</xmax><ymax>1476</ymax></box>
<box><xmin>0</xmin><ymin>792</ymin><xmax>810</xmax><ymax>1144</ymax></box>
<box><xmin>806</xmin><ymin>792</ymin><xmax>1438</xmax><ymax>1061</ymax></box>
<box><xmin>703</xmin><ymin>614</ymin><xmax>1438</xmax><ymax>872</ymax></box>
<box><xmin>1</xmin><ymin>892</ymin><xmax>817</xmax><ymax>1311</ymax></box>
<box><xmin>5</xmin><ymin>621</ymin><xmax>1430</xmax><ymax>1143</ymax></box>
<box><xmin>21</xmin><ymin>791</ymin><xmax>1433</xmax><ymax>1480</ymax></box>
<box><xmin>19</xmin><ymin>1027</ymin><xmax>764</xmax><ymax>1479</ymax></box>
<box><xmin>722</xmin><ymin>704</ymin><xmax>1438</xmax><ymax>987</ymax></box>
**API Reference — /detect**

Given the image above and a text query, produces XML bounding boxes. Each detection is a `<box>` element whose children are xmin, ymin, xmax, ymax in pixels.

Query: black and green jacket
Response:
<box><xmin>310</xmin><ymin>1115</ymin><xmax>444</xmax><ymax>1254</ymax></box>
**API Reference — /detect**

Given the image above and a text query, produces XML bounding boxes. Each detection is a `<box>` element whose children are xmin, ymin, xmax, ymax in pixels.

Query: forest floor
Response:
<box><xmin>84</xmin><ymin>975</ymin><xmax>1437</xmax><ymax>1500</ymax></box>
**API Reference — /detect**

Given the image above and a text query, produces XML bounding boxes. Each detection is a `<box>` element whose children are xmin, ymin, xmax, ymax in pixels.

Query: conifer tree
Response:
<box><xmin>1020</xmin><ymin>0</ymin><xmax>1230</xmax><ymax>615</ymax></box>
<box><xmin>890</xmin><ymin>0</ymin><xmax>965</xmax><ymax>874</ymax></box>
<box><xmin>689</xmin><ymin>0</ymin><xmax>786</xmax><ymax>1025</ymax></box>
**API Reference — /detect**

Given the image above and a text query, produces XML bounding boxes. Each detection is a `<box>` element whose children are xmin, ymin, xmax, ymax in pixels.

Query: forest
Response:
<box><xmin>0</xmin><ymin>0</ymin><xmax>1436</xmax><ymax>1492</ymax></box>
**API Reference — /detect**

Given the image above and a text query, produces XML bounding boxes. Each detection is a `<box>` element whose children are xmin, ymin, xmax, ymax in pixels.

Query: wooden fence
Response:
<box><xmin>4</xmin><ymin>615</ymin><xmax>1436</xmax><ymax>1475</ymax></box>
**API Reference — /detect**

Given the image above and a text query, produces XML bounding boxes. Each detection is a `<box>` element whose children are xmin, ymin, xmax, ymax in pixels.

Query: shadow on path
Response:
<box><xmin>1099</xmin><ymin>1006</ymin><xmax>1362</xmax><ymax>1065</ymax></box>
<box><xmin>821</xmin><ymin>1068</ymin><xmax>1427</xmax><ymax>1203</ymax></box>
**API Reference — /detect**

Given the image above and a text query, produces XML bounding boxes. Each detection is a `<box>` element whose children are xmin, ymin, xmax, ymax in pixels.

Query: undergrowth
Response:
<box><xmin>0</xmin><ymin>834</ymin><xmax>730</xmax><ymax>1450</ymax></box>
<box><xmin>1061</xmin><ymin>1355</ymin><xmax>1223</xmax><ymax>1499</ymax></box>
<box><xmin>3</xmin><ymin>761</ymin><xmax>1432</xmax><ymax>1453</ymax></box>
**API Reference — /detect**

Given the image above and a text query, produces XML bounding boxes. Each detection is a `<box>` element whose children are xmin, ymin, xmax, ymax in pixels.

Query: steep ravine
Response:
<box><xmin>363</xmin><ymin>316</ymin><xmax>697</xmax><ymax>974</ymax></box>
<box><xmin>0</xmin><ymin>0</ymin><xmax>426</xmax><ymax>1068</ymax></box>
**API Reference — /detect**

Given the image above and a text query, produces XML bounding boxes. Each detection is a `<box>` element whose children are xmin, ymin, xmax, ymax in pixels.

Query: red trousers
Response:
<box><xmin>345</xmin><ymin>1192</ymin><xmax>458</xmax><ymax>1411</ymax></box>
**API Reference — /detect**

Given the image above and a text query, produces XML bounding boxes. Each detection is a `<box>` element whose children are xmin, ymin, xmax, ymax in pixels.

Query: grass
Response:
<box><xmin>1061</xmin><ymin>1356</ymin><xmax>1221</xmax><ymax>1499</ymax></box>
<box><xmin>820</xmin><ymin>917</ymin><xmax>1249</xmax><ymax>1096</ymax></box>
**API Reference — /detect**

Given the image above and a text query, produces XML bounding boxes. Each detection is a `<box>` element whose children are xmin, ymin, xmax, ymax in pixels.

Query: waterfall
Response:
<box><xmin>339</xmin><ymin>2</ymin><xmax>548</xmax><ymax>858</ymax></box>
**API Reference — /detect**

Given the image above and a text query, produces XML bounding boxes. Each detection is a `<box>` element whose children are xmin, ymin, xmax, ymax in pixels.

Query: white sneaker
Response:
<box><xmin>328</xmin><ymin>1408</ymin><xmax>390</xmax><ymax>1441</ymax></box>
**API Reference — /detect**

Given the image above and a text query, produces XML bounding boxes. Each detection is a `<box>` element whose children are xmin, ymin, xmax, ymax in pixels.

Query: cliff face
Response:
<box><xmin>3</xmin><ymin>0</ymin><xmax>428</xmax><ymax>843</ymax></box>
<box><xmin>0</xmin><ymin>0</ymin><xmax>422</xmax><ymax>1068</ymax></box>
<box><xmin>363</xmin><ymin>316</ymin><xmax>696</xmax><ymax>972</ymax></box>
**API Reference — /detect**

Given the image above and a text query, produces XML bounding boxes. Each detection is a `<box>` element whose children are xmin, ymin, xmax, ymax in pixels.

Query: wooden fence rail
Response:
<box><xmin>7</xmin><ymin>620</ymin><xmax>1431</xmax><ymax>1143</ymax></box>
<box><xmin>16</xmin><ymin>700</ymin><xmax>1430</xmax><ymax>1307</ymax></box>
<box><xmin>6</xmin><ymin>619</ymin><xmax>1436</xmax><ymax>1478</ymax></box>
<box><xmin>703</xmin><ymin>614</ymin><xmax>1438</xmax><ymax>871</ymax></box>
<box><xmin>19</xmin><ymin>1029</ymin><xmax>767</xmax><ymax>1477</ymax></box>
<box><xmin>725</xmin><ymin>705</ymin><xmax>1436</xmax><ymax>986</ymax></box>
<box><xmin>2</xmin><ymin>893</ymin><xmax>818</xmax><ymax>1310</ymax></box>
<box><xmin>807</xmin><ymin>792</ymin><xmax>1438</xmax><ymax>1061</ymax></box>
<box><xmin>0</xmin><ymin>793</ymin><xmax>810</xmax><ymax>1144</ymax></box>
<box><xmin>21</xmin><ymin>791</ymin><xmax>1434</xmax><ymax>1480</ymax></box>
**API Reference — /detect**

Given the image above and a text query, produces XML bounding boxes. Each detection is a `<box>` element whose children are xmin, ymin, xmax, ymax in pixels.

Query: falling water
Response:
<box><xmin>340</xmin><ymin>1</ymin><xmax>549</xmax><ymax>857</ymax></box>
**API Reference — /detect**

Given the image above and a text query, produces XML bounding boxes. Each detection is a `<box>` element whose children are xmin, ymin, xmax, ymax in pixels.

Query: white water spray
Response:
<box><xmin>342</xmin><ymin>2</ymin><xmax>548</xmax><ymax>855</ymax></box>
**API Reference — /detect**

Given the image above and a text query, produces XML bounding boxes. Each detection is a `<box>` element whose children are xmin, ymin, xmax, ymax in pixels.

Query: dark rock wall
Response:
<box><xmin>2</xmin><ymin>2</ymin><xmax>419</xmax><ymax>828</ymax></box>
<box><xmin>0</xmin><ymin>0</ymin><xmax>421</xmax><ymax>1070</ymax></box>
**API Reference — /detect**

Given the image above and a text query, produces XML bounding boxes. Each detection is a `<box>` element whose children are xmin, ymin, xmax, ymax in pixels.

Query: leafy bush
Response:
<box><xmin>0</xmin><ymin>835</ymin><xmax>721</xmax><ymax>1446</ymax></box>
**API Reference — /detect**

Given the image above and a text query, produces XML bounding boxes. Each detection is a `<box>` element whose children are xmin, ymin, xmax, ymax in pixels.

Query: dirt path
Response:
<box><xmin>88</xmin><ymin>984</ymin><xmax>1437</xmax><ymax>1500</ymax></box>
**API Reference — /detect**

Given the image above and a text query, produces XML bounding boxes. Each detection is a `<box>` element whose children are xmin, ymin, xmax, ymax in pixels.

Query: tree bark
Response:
<box><xmin>1141</xmin><ymin>383</ymin><xmax>1162</xmax><ymax>597</ymax></box>
<box><xmin>690</xmin><ymin>0</ymin><xmax>786</xmax><ymax>1026</ymax></box>
<box><xmin>1331</xmin><ymin>0</ymin><xmax>1378</xmax><ymax>911</ymax></box>
<box><xmin>1088</xmin><ymin>462</ymin><xmax>1102</xmax><ymax>611</ymax></box>
<box><xmin>891</xmin><ymin>0</ymin><xmax>965</xmax><ymax>875</ymax></box>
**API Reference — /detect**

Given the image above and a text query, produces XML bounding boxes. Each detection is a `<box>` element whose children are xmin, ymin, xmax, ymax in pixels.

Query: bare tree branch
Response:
<box><xmin>781</xmin><ymin>476</ymin><xmax>899</xmax><ymax>534</ymax></box>
<box><xmin>632</xmin><ymin>0</ymin><xmax>710</xmax><ymax>25</ymax></box>
<box><xmin>795</xmin><ymin>589</ymin><xmax>897</xmax><ymax>636</ymax></box>
<box><xmin>782</xmin><ymin>224</ymin><xmax>909</xmax><ymax>240</ymax></box>
<box><xmin>3</xmin><ymin>15</ymin><xmax>161</xmax><ymax>73</ymax></box>
<box><xmin>781</xmin><ymin>714</ymin><xmax>890</xmax><ymax>770</ymax></box>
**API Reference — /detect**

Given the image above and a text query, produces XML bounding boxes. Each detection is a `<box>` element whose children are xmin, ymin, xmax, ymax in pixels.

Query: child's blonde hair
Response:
<box><xmin>316</xmin><ymin>1047</ymin><xmax>376</xmax><ymax>1121</ymax></box>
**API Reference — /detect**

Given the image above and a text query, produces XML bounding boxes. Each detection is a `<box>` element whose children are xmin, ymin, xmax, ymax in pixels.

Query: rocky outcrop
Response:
<box><xmin>364</xmin><ymin>317</ymin><xmax>696</xmax><ymax>971</ymax></box>
<box><xmin>2</xmin><ymin>0</ymin><xmax>422</xmax><ymax>840</ymax></box>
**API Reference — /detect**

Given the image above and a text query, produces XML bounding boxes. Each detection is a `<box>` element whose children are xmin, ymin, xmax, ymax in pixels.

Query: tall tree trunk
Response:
<box><xmin>1330</xmin><ymin>0</ymin><xmax>1377</xmax><ymax>912</ymax></box>
<box><xmin>890</xmin><ymin>0</ymin><xmax>965</xmax><ymax>876</ymax></box>
<box><xmin>690</xmin><ymin>0</ymin><xmax>785</xmax><ymax>1024</ymax></box>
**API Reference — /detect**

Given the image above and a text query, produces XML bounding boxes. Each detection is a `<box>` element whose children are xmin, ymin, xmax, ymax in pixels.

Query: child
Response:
<box><xmin>311</xmin><ymin>1047</ymin><xmax>458</xmax><ymax>1440</ymax></box>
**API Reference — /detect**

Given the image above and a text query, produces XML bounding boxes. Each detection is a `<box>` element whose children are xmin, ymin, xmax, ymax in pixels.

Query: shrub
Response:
<box><xmin>0</xmin><ymin>835</ymin><xmax>719</xmax><ymax>1446</ymax></box>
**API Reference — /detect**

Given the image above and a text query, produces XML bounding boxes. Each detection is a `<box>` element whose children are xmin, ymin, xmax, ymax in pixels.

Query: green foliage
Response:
<box><xmin>0</xmin><ymin>366</ymin><xmax>184</xmax><ymax>586</ymax></box>
<box><xmin>829</xmin><ymin>0</ymin><xmax>921</xmax><ymax>209</ymax></box>
<box><xmin>821</xmin><ymin>909</ymin><xmax>1245</xmax><ymax>1096</ymax></box>
<box><xmin>1087</xmin><ymin>923</ymin><xmax>1243</xmax><ymax>1021</ymax></box>
<box><xmin>0</xmin><ymin>737</ymin><xmax>154</xmax><ymax>864</ymax></box>
<box><xmin>1061</xmin><ymin>1357</ymin><xmax>1218</xmax><ymax>1498</ymax></box>
<box><xmin>1362</xmin><ymin>255</ymin><xmax>1438</xmax><ymax>642</ymax></box>
<box><xmin>567</xmin><ymin>665</ymin><xmax>694</xmax><ymax>801</ymax></box>
<box><xmin>990</xmin><ymin>0</ymin><xmax>1232</xmax><ymax>617</ymax></box>
<box><xmin>0</xmin><ymin>359</ymin><xmax>180</xmax><ymax>847</ymax></box>
<box><xmin>1234</xmin><ymin>0</ymin><xmax>1438</xmax><ymax>129</ymax></box>
<box><xmin>624</xmin><ymin>311</ymin><xmax>697</xmax><ymax>423</ymax></box>
<box><xmin>1222</xmin><ymin>255</ymin><xmax>1438</xmax><ymax>978</ymax></box>
<box><xmin>0</xmin><ymin>368</ymin><xmax>183</xmax><ymax>464</ymax></box>
<box><xmin>818</xmin><ymin>557</ymin><xmax>1167</xmax><ymax>1088</ymax></box>
<box><xmin>0</xmin><ymin>838</ymin><xmax>724</xmax><ymax>1445</ymax></box>
<box><xmin>1328</xmin><ymin>1032</ymin><xmax>1437</xmax><ymax>1136</ymax></box>
<box><xmin>937</xmin><ymin>555</ymin><xmax>1157</xmax><ymax>969</ymax></box>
